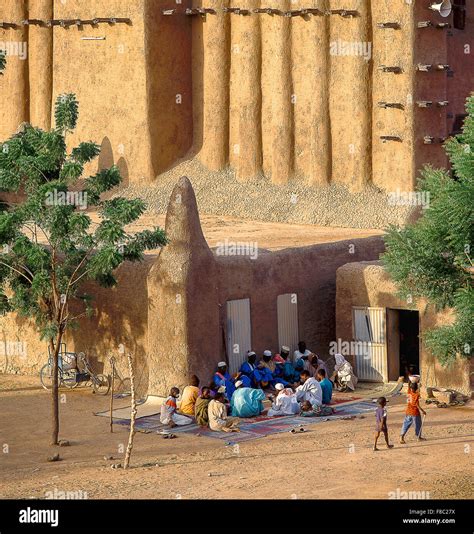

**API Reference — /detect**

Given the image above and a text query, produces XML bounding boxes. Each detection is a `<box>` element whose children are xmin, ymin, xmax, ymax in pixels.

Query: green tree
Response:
<box><xmin>383</xmin><ymin>96</ymin><xmax>474</xmax><ymax>366</ymax></box>
<box><xmin>0</xmin><ymin>94</ymin><xmax>167</xmax><ymax>444</ymax></box>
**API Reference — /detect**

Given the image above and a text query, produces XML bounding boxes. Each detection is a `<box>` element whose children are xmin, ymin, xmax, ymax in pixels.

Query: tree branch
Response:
<box><xmin>0</xmin><ymin>261</ymin><xmax>33</xmax><ymax>284</ymax></box>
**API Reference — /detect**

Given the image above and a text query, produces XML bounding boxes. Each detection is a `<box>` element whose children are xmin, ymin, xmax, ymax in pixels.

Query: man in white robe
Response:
<box><xmin>268</xmin><ymin>383</ymin><xmax>300</xmax><ymax>416</ymax></box>
<box><xmin>332</xmin><ymin>353</ymin><xmax>358</xmax><ymax>391</ymax></box>
<box><xmin>296</xmin><ymin>370</ymin><xmax>323</xmax><ymax>407</ymax></box>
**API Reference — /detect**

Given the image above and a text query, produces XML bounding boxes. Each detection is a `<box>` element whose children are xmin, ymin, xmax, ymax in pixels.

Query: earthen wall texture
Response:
<box><xmin>1</xmin><ymin>1</ymin><xmax>473</xmax><ymax>191</ymax></box>
<box><xmin>335</xmin><ymin>261</ymin><xmax>471</xmax><ymax>396</ymax></box>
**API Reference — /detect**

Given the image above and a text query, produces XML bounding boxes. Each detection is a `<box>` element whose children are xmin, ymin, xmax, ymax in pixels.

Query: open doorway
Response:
<box><xmin>387</xmin><ymin>309</ymin><xmax>420</xmax><ymax>381</ymax></box>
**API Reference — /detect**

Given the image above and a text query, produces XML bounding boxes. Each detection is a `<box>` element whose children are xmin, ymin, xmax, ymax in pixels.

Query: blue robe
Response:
<box><xmin>254</xmin><ymin>366</ymin><xmax>273</xmax><ymax>385</ymax></box>
<box><xmin>213</xmin><ymin>371</ymin><xmax>236</xmax><ymax>399</ymax></box>
<box><xmin>273</xmin><ymin>364</ymin><xmax>290</xmax><ymax>387</ymax></box>
<box><xmin>231</xmin><ymin>387</ymin><xmax>265</xmax><ymax>418</ymax></box>
<box><xmin>239</xmin><ymin>361</ymin><xmax>257</xmax><ymax>386</ymax></box>
<box><xmin>239</xmin><ymin>374</ymin><xmax>252</xmax><ymax>388</ymax></box>
<box><xmin>283</xmin><ymin>361</ymin><xmax>297</xmax><ymax>382</ymax></box>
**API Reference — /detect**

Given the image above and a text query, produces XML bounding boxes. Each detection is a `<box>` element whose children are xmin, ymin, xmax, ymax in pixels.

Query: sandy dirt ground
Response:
<box><xmin>104</xmin><ymin>213</ymin><xmax>383</xmax><ymax>253</ymax></box>
<box><xmin>0</xmin><ymin>375</ymin><xmax>472</xmax><ymax>500</ymax></box>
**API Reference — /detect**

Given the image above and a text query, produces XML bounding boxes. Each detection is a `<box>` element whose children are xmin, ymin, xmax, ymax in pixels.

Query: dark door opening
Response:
<box><xmin>387</xmin><ymin>309</ymin><xmax>420</xmax><ymax>382</ymax></box>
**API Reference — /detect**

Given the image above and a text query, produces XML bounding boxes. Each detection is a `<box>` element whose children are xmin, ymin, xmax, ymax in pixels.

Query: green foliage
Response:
<box><xmin>383</xmin><ymin>96</ymin><xmax>474</xmax><ymax>365</ymax></box>
<box><xmin>0</xmin><ymin>94</ymin><xmax>168</xmax><ymax>342</ymax></box>
<box><xmin>54</xmin><ymin>94</ymin><xmax>79</xmax><ymax>133</ymax></box>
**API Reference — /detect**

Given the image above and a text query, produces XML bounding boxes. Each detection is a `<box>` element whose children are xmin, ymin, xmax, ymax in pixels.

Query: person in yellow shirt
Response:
<box><xmin>179</xmin><ymin>375</ymin><xmax>200</xmax><ymax>416</ymax></box>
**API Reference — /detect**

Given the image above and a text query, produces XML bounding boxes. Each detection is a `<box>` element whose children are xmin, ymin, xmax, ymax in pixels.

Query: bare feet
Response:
<box><xmin>417</xmin><ymin>436</ymin><xmax>427</xmax><ymax>441</ymax></box>
<box><xmin>373</xmin><ymin>446</ymin><xmax>379</xmax><ymax>451</ymax></box>
<box><xmin>399</xmin><ymin>437</ymin><xmax>406</xmax><ymax>444</ymax></box>
<box><xmin>387</xmin><ymin>444</ymin><xmax>394</xmax><ymax>449</ymax></box>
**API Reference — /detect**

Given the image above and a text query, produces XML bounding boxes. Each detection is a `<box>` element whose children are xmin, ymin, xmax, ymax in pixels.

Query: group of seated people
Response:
<box><xmin>160</xmin><ymin>342</ymin><xmax>358</xmax><ymax>433</ymax></box>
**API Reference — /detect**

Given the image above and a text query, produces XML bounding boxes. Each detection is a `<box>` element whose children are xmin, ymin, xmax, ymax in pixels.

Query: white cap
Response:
<box><xmin>247</xmin><ymin>351</ymin><xmax>256</xmax><ymax>357</ymax></box>
<box><xmin>263</xmin><ymin>350</ymin><xmax>272</xmax><ymax>357</ymax></box>
<box><xmin>217</xmin><ymin>361</ymin><xmax>226</xmax><ymax>368</ymax></box>
<box><xmin>281</xmin><ymin>346</ymin><xmax>290</xmax><ymax>352</ymax></box>
<box><xmin>218</xmin><ymin>386</ymin><xmax>226</xmax><ymax>393</ymax></box>
<box><xmin>275</xmin><ymin>383</ymin><xmax>285</xmax><ymax>391</ymax></box>
<box><xmin>235</xmin><ymin>380</ymin><xmax>243</xmax><ymax>388</ymax></box>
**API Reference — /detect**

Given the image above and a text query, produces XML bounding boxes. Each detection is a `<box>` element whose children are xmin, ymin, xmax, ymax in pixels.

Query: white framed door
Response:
<box><xmin>226</xmin><ymin>298</ymin><xmax>252</xmax><ymax>374</ymax></box>
<box><xmin>352</xmin><ymin>306</ymin><xmax>387</xmax><ymax>382</ymax></box>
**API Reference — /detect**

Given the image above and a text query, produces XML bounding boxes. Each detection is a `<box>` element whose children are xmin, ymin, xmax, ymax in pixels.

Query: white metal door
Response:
<box><xmin>352</xmin><ymin>306</ymin><xmax>387</xmax><ymax>382</ymax></box>
<box><xmin>277</xmin><ymin>293</ymin><xmax>299</xmax><ymax>356</ymax></box>
<box><xmin>226</xmin><ymin>299</ymin><xmax>252</xmax><ymax>374</ymax></box>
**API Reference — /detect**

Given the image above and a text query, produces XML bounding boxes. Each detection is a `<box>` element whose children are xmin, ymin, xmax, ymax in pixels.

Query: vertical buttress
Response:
<box><xmin>269</xmin><ymin>0</ymin><xmax>293</xmax><ymax>185</ymax></box>
<box><xmin>232</xmin><ymin>0</ymin><xmax>263</xmax><ymax>180</ymax></box>
<box><xmin>28</xmin><ymin>0</ymin><xmax>53</xmax><ymax>130</ymax></box>
<box><xmin>329</xmin><ymin>0</ymin><xmax>372</xmax><ymax>191</ymax></box>
<box><xmin>0</xmin><ymin>0</ymin><xmax>29</xmax><ymax>137</ymax></box>
<box><xmin>199</xmin><ymin>0</ymin><xmax>230</xmax><ymax>170</ymax></box>
<box><xmin>292</xmin><ymin>0</ymin><xmax>331</xmax><ymax>185</ymax></box>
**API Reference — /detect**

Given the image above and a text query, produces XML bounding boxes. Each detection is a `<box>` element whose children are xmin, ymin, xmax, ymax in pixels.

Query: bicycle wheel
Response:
<box><xmin>92</xmin><ymin>374</ymin><xmax>110</xmax><ymax>395</ymax></box>
<box><xmin>62</xmin><ymin>370</ymin><xmax>79</xmax><ymax>389</ymax></box>
<box><xmin>40</xmin><ymin>365</ymin><xmax>66</xmax><ymax>390</ymax></box>
<box><xmin>40</xmin><ymin>364</ymin><xmax>54</xmax><ymax>390</ymax></box>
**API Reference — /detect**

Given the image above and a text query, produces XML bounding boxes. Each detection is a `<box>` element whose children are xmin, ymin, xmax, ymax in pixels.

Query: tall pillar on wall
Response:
<box><xmin>28</xmin><ymin>0</ymin><xmax>53</xmax><ymax>130</ymax></box>
<box><xmin>268</xmin><ymin>0</ymin><xmax>293</xmax><ymax>185</ymax></box>
<box><xmin>291</xmin><ymin>0</ymin><xmax>330</xmax><ymax>185</ymax></box>
<box><xmin>230</xmin><ymin>0</ymin><xmax>262</xmax><ymax>181</ymax></box>
<box><xmin>147</xmin><ymin>177</ymin><xmax>220</xmax><ymax>396</ymax></box>
<box><xmin>329</xmin><ymin>0</ymin><xmax>372</xmax><ymax>191</ymax></box>
<box><xmin>371</xmin><ymin>1</ymin><xmax>416</xmax><ymax>192</ymax></box>
<box><xmin>0</xmin><ymin>1</ymin><xmax>29</xmax><ymax>138</ymax></box>
<box><xmin>198</xmin><ymin>0</ymin><xmax>230</xmax><ymax>170</ymax></box>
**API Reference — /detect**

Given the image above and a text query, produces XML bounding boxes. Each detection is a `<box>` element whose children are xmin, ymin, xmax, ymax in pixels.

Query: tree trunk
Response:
<box><xmin>50</xmin><ymin>333</ymin><xmax>62</xmax><ymax>445</ymax></box>
<box><xmin>123</xmin><ymin>353</ymin><xmax>137</xmax><ymax>469</ymax></box>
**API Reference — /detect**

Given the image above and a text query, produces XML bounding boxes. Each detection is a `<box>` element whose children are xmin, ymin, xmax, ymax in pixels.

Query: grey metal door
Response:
<box><xmin>277</xmin><ymin>293</ymin><xmax>299</xmax><ymax>356</ymax></box>
<box><xmin>226</xmin><ymin>298</ymin><xmax>252</xmax><ymax>374</ymax></box>
<box><xmin>352</xmin><ymin>306</ymin><xmax>387</xmax><ymax>382</ymax></box>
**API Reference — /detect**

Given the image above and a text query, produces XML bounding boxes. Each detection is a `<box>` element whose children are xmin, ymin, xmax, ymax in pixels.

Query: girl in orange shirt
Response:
<box><xmin>400</xmin><ymin>382</ymin><xmax>427</xmax><ymax>443</ymax></box>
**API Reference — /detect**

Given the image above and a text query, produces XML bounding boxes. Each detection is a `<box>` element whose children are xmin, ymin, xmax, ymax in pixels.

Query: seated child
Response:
<box><xmin>179</xmin><ymin>375</ymin><xmax>200</xmax><ymax>416</ymax></box>
<box><xmin>160</xmin><ymin>387</ymin><xmax>193</xmax><ymax>428</ymax></box>
<box><xmin>316</xmin><ymin>369</ymin><xmax>333</xmax><ymax>405</ymax></box>
<box><xmin>194</xmin><ymin>386</ymin><xmax>212</xmax><ymax>427</ymax></box>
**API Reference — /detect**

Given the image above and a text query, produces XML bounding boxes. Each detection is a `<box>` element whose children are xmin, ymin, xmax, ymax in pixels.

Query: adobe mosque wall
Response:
<box><xmin>336</xmin><ymin>261</ymin><xmax>472</xmax><ymax>396</ymax></box>
<box><xmin>1</xmin><ymin>1</ymin><xmax>473</xmax><ymax>193</ymax></box>
<box><xmin>0</xmin><ymin>177</ymin><xmax>384</xmax><ymax>396</ymax></box>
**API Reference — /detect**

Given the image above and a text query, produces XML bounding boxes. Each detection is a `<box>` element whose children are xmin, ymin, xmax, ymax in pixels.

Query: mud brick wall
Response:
<box><xmin>1</xmin><ymin>1</ymin><xmax>473</xmax><ymax>191</ymax></box>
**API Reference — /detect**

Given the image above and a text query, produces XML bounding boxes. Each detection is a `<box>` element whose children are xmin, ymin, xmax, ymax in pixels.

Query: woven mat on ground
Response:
<box><xmin>95</xmin><ymin>395</ymin><xmax>165</xmax><ymax>420</ymax></box>
<box><xmin>112</xmin><ymin>400</ymin><xmax>376</xmax><ymax>442</ymax></box>
<box><xmin>330</xmin><ymin>395</ymin><xmax>362</xmax><ymax>405</ymax></box>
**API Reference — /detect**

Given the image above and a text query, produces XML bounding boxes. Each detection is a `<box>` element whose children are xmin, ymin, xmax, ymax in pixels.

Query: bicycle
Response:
<box><xmin>40</xmin><ymin>343</ymin><xmax>110</xmax><ymax>395</ymax></box>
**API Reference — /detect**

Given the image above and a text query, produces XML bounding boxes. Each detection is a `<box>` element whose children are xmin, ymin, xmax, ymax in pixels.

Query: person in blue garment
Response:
<box><xmin>293</xmin><ymin>357</ymin><xmax>305</xmax><ymax>384</ymax></box>
<box><xmin>213</xmin><ymin>362</ymin><xmax>237</xmax><ymax>399</ymax></box>
<box><xmin>280</xmin><ymin>346</ymin><xmax>298</xmax><ymax>384</ymax></box>
<box><xmin>316</xmin><ymin>368</ymin><xmax>333</xmax><ymax>405</ymax></box>
<box><xmin>272</xmin><ymin>354</ymin><xmax>291</xmax><ymax>387</ymax></box>
<box><xmin>254</xmin><ymin>355</ymin><xmax>274</xmax><ymax>389</ymax></box>
<box><xmin>239</xmin><ymin>351</ymin><xmax>258</xmax><ymax>386</ymax></box>
<box><xmin>230</xmin><ymin>380</ymin><xmax>265</xmax><ymax>418</ymax></box>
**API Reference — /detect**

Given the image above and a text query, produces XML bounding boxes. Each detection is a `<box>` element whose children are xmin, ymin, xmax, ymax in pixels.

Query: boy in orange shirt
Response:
<box><xmin>400</xmin><ymin>382</ymin><xmax>427</xmax><ymax>443</ymax></box>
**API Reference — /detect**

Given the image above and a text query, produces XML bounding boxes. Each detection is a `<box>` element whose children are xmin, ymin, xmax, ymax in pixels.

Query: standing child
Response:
<box><xmin>400</xmin><ymin>382</ymin><xmax>426</xmax><ymax>443</ymax></box>
<box><xmin>374</xmin><ymin>397</ymin><xmax>394</xmax><ymax>451</ymax></box>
